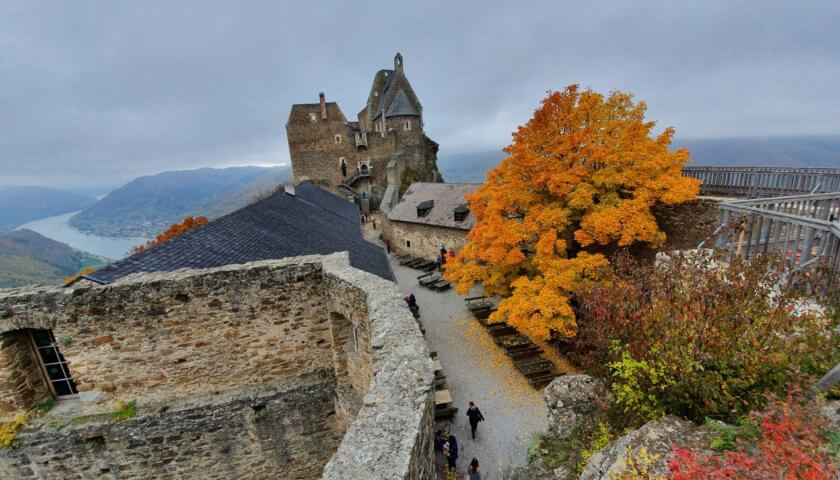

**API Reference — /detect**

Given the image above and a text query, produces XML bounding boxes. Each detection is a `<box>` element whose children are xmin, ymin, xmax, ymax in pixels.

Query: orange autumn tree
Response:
<box><xmin>444</xmin><ymin>85</ymin><xmax>700</xmax><ymax>340</ymax></box>
<box><xmin>131</xmin><ymin>215</ymin><xmax>208</xmax><ymax>254</ymax></box>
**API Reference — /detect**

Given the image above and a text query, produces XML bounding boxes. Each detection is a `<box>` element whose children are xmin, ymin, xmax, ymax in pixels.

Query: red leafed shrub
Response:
<box><xmin>571</xmin><ymin>251</ymin><xmax>839</xmax><ymax>423</ymax></box>
<box><xmin>669</xmin><ymin>393</ymin><xmax>838</xmax><ymax>479</ymax></box>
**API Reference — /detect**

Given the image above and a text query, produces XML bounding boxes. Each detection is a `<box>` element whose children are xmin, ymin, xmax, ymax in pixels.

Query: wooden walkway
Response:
<box><xmin>683</xmin><ymin>166</ymin><xmax>840</xmax><ymax>198</ymax></box>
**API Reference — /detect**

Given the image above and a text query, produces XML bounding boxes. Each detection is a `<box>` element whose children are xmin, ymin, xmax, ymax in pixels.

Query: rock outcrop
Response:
<box><xmin>579</xmin><ymin>415</ymin><xmax>709</xmax><ymax>480</ymax></box>
<box><xmin>544</xmin><ymin>374</ymin><xmax>612</xmax><ymax>439</ymax></box>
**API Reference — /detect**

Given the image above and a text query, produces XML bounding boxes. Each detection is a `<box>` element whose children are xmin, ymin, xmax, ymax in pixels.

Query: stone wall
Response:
<box><xmin>1</xmin><ymin>374</ymin><xmax>343</xmax><ymax>480</ymax></box>
<box><xmin>320</xmin><ymin>254</ymin><xmax>435</xmax><ymax>480</ymax></box>
<box><xmin>0</xmin><ymin>253</ymin><xmax>435</xmax><ymax>480</ymax></box>
<box><xmin>0</xmin><ymin>330</ymin><xmax>50</xmax><ymax>419</ymax></box>
<box><xmin>0</xmin><ymin>260</ymin><xmax>334</xmax><ymax>410</ymax></box>
<box><xmin>383</xmin><ymin>219</ymin><xmax>469</xmax><ymax>260</ymax></box>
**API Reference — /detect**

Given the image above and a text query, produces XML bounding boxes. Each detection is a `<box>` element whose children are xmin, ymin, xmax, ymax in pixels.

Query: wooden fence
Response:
<box><xmin>683</xmin><ymin>166</ymin><xmax>840</xmax><ymax>197</ymax></box>
<box><xmin>716</xmin><ymin>193</ymin><xmax>840</xmax><ymax>292</ymax></box>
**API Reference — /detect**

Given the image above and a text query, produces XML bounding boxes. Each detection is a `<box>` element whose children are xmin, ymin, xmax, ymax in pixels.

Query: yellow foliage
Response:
<box><xmin>444</xmin><ymin>85</ymin><xmax>699</xmax><ymax>340</ymax></box>
<box><xmin>611</xmin><ymin>445</ymin><xmax>665</xmax><ymax>480</ymax></box>
<box><xmin>0</xmin><ymin>414</ymin><xmax>26</xmax><ymax>449</ymax></box>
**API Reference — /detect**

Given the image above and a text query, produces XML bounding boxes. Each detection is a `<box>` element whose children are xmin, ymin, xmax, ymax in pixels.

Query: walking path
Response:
<box><xmin>362</xmin><ymin>220</ymin><xmax>549</xmax><ymax>479</ymax></box>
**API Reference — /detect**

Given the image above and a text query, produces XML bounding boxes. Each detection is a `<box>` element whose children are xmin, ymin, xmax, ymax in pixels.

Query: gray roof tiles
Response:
<box><xmin>87</xmin><ymin>183</ymin><xmax>393</xmax><ymax>283</ymax></box>
<box><xmin>387</xmin><ymin>182</ymin><xmax>481</xmax><ymax>231</ymax></box>
<box><xmin>385</xmin><ymin>89</ymin><xmax>421</xmax><ymax>117</ymax></box>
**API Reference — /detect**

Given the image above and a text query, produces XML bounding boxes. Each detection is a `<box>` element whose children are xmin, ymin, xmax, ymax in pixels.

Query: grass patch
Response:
<box><xmin>113</xmin><ymin>400</ymin><xmax>137</xmax><ymax>422</ymax></box>
<box><xmin>705</xmin><ymin>416</ymin><xmax>760</xmax><ymax>452</ymax></box>
<box><xmin>32</xmin><ymin>397</ymin><xmax>55</xmax><ymax>417</ymax></box>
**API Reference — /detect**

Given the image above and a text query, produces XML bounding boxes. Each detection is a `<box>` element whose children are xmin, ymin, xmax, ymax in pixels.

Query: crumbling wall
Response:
<box><xmin>0</xmin><ymin>260</ymin><xmax>334</xmax><ymax>410</ymax></box>
<box><xmin>0</xmin><ymin>254</ymin><xmax>436</xmax><ymax>480</ymax></box>
<box><xmin>0</xmin><ymin>331</ymin><xmax>50</xmax><ymax>420</ymax></box>
<box><xmin>1</xmin><ymin>374</ymin><xmax>342</xmax><ymax>480</ymax></box>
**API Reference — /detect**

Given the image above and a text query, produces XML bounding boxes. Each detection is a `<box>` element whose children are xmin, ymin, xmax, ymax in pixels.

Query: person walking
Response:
<box><xmin>467</xmin><ymin>458</ymin><xmax>481</xmax><ymax>480</ymax></box>
<box><xmin>371</xmin><ymin>217</ymin><xmax>377</xmax><ymax>230</ymax></box>
<box><xmin>466</xmin><ymin>401</ymin><xmax>485</xmax><ymax>440</ymax></box>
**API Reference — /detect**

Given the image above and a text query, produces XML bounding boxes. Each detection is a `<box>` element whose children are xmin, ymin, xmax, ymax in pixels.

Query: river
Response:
<box><xmin>17</xmin><ymin>211</ymin><xmax>149</xmax><ymax>260</ymax></box>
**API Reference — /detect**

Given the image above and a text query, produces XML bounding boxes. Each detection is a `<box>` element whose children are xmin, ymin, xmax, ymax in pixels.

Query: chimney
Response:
<box><xmin>319</xmin><ymin>92</ymin><xmax>327</xmax><ymax>119</ymax></box>
<box><xmin>394</xmin><ymin>52</ymin><xmax>403</xmax><ymax>73</ymax></box>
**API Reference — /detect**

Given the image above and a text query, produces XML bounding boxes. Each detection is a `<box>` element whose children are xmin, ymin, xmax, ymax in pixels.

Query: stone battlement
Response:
<box><xmin>0</xmin><ymin>253</ymin><xmax>435</xmax><ymax>479</ymax></box>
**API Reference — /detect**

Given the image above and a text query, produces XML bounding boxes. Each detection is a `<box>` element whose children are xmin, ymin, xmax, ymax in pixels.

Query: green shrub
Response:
<box><xmin>705</xmin><ymin>416</ymin><xmax>760</xmax><ymax>452</ymax></box>
<box><xmin>574</xmin><ymin>253</ymin><xmax>839</xmax><ymax>423</ymax></box>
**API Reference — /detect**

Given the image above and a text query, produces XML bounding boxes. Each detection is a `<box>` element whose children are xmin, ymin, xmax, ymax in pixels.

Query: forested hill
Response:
<box><xmin>69</xmin><ymin>166</ymin><xmax>291</xmax><ymax>237</ymax></box>
<box><xmin>0</xmin><ymin>186</ymin><xmax>96</xmax><ymax>232</ymax></box>
<box><xmin>0</xmin><ymin>229</ymin><xmax>104</xmax><ymax>288</ymax></box>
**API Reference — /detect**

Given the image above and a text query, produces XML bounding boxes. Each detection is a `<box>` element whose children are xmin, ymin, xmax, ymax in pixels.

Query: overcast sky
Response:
<box><xmin>1</xmin><ymin>1</ymin><xmax>838</xmax><ymax>189</ymax></box>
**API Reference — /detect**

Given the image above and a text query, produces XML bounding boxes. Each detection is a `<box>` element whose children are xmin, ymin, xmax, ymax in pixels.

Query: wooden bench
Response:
<box><xmin>527</xmin><ymin>371</ymin><xmax>563</xmax><ymax>387</ymax></box>
<box><xmin>435</xmin><ymin>406</ymin><xmax>459</xmax><ymax>420</ymax></box>
<box><xmin>508</xmin><ymin>346</ymin><xmax>543</xmax><ymax>360</ymax></box>
<box><xmin>434</xmin><ymin>376</ymin><xmax>447</xmax><ymax>389</ymax></box>
<box><xmin>419</xmin><ymin>275</ymin><xmax>442</xmax><ymax>286</ymax></box>
<box><xmin>431</xmin><ymin>280</ymin><xmax>452</xmax><ymax>291</ymax></box>
<box><xmin>399</xmin><ymin>256</ymin><xmax>423</xmax><ymax>266</ymax></box>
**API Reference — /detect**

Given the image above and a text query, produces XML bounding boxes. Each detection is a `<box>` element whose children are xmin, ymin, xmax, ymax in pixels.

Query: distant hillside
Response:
<box><xmin>678</xmin><ymin>135</ymin><xmax>840</xmax><ymax>168</ymax></box>
<box><xmin>0</xmin><ymin>186</ymin><xmax>96</xmax><ymax>233</ymax></box>
<box><xmin>70</xmin><ymin>166</ymin><xmax>291</xmax><ymax>237</ymax></box>
<box><xmin>438</xmin><ymin>136</ymin><xmax>840</xmax><ymax>183</ymax></box>
<box><xmin>438</xmin><ymin>150</ymin><xmax>505</xmax><ymax>183</ymax></box>
<box><xmin>0</xmin><ymin>229</ymin><xmax>104</xmax><ymax>288</ymax></box>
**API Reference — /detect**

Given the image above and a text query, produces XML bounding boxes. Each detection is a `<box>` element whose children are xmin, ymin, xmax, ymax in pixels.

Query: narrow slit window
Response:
<box><xmin>334</xmin><ymin>134</ymin><xmax>341</xmax><ymax>144</ymax></box>
<box><xmin>406</xmin><ymin>240</ymin><xmax>411</xmax><ymax>248</ymax></box>
<box><xmin>30</xmin><ymin>329</ymin><xmax>78</xmax><ymax>397</ymax></box>
<box><xmin>404</xmin><ymin>121</ymin><xmax>411</xmax><ymax>131</ymax></box>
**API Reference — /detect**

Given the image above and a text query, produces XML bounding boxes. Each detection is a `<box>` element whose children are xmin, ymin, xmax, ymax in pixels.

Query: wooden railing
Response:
<box><xmin>683</xmin><ymin>166</ymin><xmax>840</xmax><ymax>197</ymax></box>
<box><xmin>343</xmin><ymin>167</ymin><xmax>371</xmax><ymax>187</ymax></box>
<box><xmin>716</xmin><ymin>192</ymin><xmax>840</xmax><ymax>292</ymax></box>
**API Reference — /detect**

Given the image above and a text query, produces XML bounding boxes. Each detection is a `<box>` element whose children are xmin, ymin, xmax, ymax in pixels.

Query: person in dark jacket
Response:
<box><xmin>466</xmin><ymin>401</ymin><xmax>485</xmax><ymax>440</ymax></box>
<box><xmin>446</xmin><ymin>435</ymin><xmax>459</xmax><ymax>469</ymax></box>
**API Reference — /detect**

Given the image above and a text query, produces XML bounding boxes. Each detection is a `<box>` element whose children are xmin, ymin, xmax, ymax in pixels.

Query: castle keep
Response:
<box><xmin>286</xmin><ymin>53</ymin><xmax>442</xmax><ymax>211</ymax></box>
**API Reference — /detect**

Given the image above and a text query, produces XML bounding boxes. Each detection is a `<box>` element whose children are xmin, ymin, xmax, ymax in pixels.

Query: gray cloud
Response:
<box><xmin>1</xmin><ymin>0</ymin><xmax>838</xmax><ymax>188</ymax></box>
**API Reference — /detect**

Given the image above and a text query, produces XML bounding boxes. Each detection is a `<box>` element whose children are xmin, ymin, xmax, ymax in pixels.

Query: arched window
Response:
<box><xmin>340</xmin><ymin>158</ymin><xmax>347</xmax><ymax>177</ymax></box>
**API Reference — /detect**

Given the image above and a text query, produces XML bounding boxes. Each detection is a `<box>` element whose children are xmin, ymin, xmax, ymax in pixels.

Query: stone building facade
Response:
<box><xmin>0</xmin><ymin>253</ymin><xmax>434</xmax><ymax>480</ymax></box>
<box><xmin>286</xmin><ymin>53</ymin><xmax>442</xmax><ymax>211</ymax></box>
<box><xmin>383</xmin><ymin>182</ymin><xmax>481</xmax><ymax>260</ymax></box>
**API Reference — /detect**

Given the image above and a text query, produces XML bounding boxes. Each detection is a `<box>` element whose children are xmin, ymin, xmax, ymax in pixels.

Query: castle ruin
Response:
<box><xmin>286</xmin><ymin>53</ymin><xmax>442</xmax><ymax>212</ymax></box>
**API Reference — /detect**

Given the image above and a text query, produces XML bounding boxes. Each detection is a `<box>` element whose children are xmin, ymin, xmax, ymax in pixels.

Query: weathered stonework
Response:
<box><xmin>382</xmin><ymin>220</ymin><xmax>469</xmax><ymax>261</ymax></box>
<box><xmin>2</xmin><ymin>374</ymin><xmax>343</xmax><ymax>480</ymax></box>
<box><xmin>286</xmin><ymin>54</ymin><xmax>441</xmax><ymax>210</ymax></box>
<box><xmin>0</xmin><ymin>330</ymin><xmax>50</xmax><ymax>419</ymax></box>
<box><xmin>0</xmin><ymin>253</ymin><xmax>434</xmax><ymax>479</ymax></box>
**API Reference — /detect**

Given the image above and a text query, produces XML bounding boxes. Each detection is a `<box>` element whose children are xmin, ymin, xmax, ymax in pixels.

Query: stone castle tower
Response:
<box><xmin>286</xmin><ymin>53</ymin><xmax>441</xmax><ymax>211</ymax></box>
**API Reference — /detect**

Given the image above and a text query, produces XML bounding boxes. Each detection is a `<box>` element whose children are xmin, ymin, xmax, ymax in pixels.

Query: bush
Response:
<box><xmin>668</xmin><ymin>392</ymin><xmax>838</xmax><ymax>479</ymax></box>
<box><xmin>573</xmin><ymin>252</ymin><xmax>839</xmax><ymax>423</ymax></box>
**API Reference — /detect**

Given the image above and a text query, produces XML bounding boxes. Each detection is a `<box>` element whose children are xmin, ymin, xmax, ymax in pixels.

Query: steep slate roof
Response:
<box><xmin>387</xmin><ymin>183</ymin><xmax>481</xmax><ymax>231</ymax></box>
<box><xmin>86</xmin><ymin>183</ymin><xmax>393</xmax><ymax>284</ymax></box>
<box><xmin>386</xmin><ymin>89</ymin><xmax>421</xmax><ymax>117</ymax></box>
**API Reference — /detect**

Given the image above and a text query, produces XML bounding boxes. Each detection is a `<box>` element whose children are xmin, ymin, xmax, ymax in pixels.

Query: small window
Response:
<box><xmin>404</xmin><ymin>121</ymin><xmax>411</xmax><ymax>131</ymax></box>
<box><xmin>406</xmin><ymin>240</ymin><xmax>411</xmax><ymax>248</ymax></box>
<box><xmin>309</xmin><ymin>112</ymin><xmax>317</xmax><ymax>123</ymax></box>
<box><xmin>334</xmin><ymin>134</ymin><xmax>341</xmax><ymax>144</ymax></box>
<box><xmin>30</xmin><ymin>329</ymin><xmax>79</xmax><ymax>397</ymax></box>
<box><xmin>417</xmin><ymin>200</ymin><xmax>434</xmax><ymax>218</ymax></box>
<box><xmin>454</xmin><ymin>204</ymin><xmax>469</xmax><ymax>222</ymax></box>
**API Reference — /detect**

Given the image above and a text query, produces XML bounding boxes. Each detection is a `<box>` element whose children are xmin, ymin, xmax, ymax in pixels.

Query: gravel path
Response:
<box><xmin>362</xmin><ymin>220</ymin><xmax>549</xmax><ymax>479</ymax></box>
